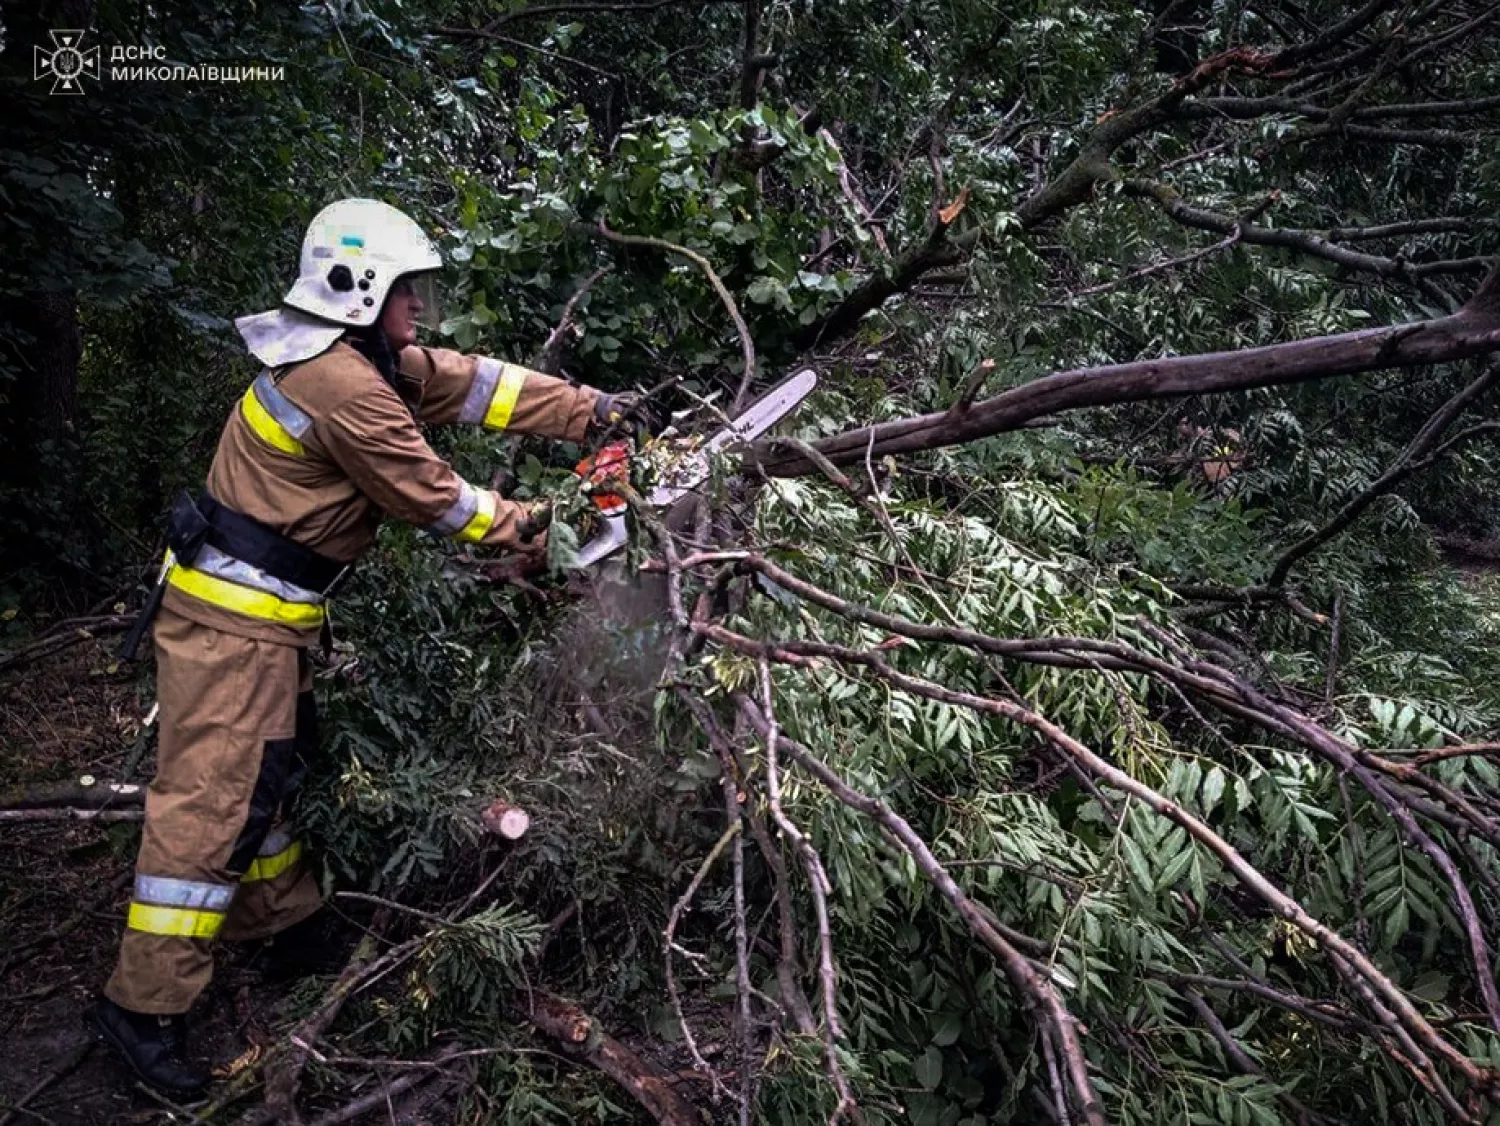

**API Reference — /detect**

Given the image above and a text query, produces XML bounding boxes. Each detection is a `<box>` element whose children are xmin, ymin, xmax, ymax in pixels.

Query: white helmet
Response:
<box><xmin>282</xmin><ymin>198</ymin><xmax>442</xmax><ymax>329</ymax></box>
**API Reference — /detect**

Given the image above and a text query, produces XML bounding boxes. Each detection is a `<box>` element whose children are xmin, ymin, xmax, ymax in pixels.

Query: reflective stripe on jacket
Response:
<box><xmin>162</xmin><ymin>341</ymin><xmax>598</xmax><ymax>645</ymax></box>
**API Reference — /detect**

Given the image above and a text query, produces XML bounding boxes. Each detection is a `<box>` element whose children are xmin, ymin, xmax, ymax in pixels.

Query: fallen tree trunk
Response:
<box><xmin>0</xmin><ymin>614</ymin><xmax>132</xmax><ymax>676</ymax></box>
<box><xmin>759</xmin><ymin>267</ymin><xmax>1500</xmax><ymax>474</ymax></box>
<box><xmin>0</xmin><ymin>776</ymin><xmax>145</xmax><ymax>810</ymax></box>
<box><xmin>528</xmin><ymin>993</ymin><xmax>700</xmax><ymax>1126</ymax></box>
<box><xmin>0</xmin><ymin>809</ymin><xmax>143</xmax><ymax>822</ymax></box>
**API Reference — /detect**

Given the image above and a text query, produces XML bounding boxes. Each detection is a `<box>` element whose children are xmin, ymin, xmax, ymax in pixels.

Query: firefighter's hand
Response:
<box><xmin>593</xmin><ymin>390</ymin><xmax>643</xmax><ymax>426</ymax></box>
<box><xmin>593</xmin><ymin>390</ymin><xmax>669</xmax><ymax>436</ymax></box>
<box><xmin>517</xmin><ymin>500</ymin><xmax>552</xmax><ymax>546</ymax></box>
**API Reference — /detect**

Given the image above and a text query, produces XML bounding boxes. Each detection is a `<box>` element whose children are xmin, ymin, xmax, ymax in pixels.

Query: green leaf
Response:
<box><xmin>931</xmin><ymin>1011</ymin><xmax>964</xmax><ymax>1047</ymax></box>
<box><xmin>1155</xmin><ymin>843</ymin><xmax>1195</xmax><ymax>892</ymax></box>
<box><xmin>1120</xmin><ymin>834</ymin><xmax>1153</xmax><ymax>895</ymax></box>
<box><xmin>1383</xmin><ymin>898</ymin><xmax>1411</xmax><ymax>948</ymax></box>
<box><xmin>1201</xmin><ymin>767</ymin><xmax>1226</xmax><ymax>815</ymax></box>
<box><xmin>914</xmin><ymin>1045</ymin><xmax>944</xmax><ymax>1090</ymax></box>
<box><xmin>1411</xmin><ymin>970</ymin><xmax>1449</xmax><ymax>1001</ymax></box>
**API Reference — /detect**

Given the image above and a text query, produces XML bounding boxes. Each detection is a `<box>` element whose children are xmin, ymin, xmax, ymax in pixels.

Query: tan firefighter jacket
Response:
<box><xmin>160</xmin><ymin>340</ymin><xmax>599</xmax><ymax>646</ymax></box>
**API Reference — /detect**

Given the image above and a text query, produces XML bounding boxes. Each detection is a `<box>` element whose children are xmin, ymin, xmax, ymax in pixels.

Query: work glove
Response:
<box><xmin>593</xmin><ymin>390</ymin><xmax>644</xmax><ymax>427</ymax></box>
<box><xmin>517</xmin><ymin>500</ymin><xmax>553</xmax><ymax>545</ymax></box>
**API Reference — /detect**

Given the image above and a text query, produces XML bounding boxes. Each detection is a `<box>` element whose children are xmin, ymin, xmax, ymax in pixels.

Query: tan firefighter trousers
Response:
<box><xmin>105</xmin><ymin>608</ymin><xmax>324</xmax><ymax>1014</ymax></box>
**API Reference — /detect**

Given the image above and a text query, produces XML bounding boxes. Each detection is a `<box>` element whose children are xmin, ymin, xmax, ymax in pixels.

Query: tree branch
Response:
<box><xmin>533</xmin><ymin>267</ymin><xmax>610</xmax><ymax>374</ymax></box>
<box><xmin>662</xmin><ymin>820</ymin><xmax>739</xmax><ymax>1105</ymax></box>
<box><xmin>529</xmin><ymin>994</ymin><xmax>701</xmax><ymax>1125</ymax></box>
<box><xmin>732</xmin><ymin>692</ymin><xmax>1106</xmax><ymax>1126</ymax></box>
<box><xmin>1015</xmin><ymin>48</ymin><xmax>1283</xmax><ymax>229</ymax></box>
<box><xmin>789</xmin><ymin>225</ymin><xmax>979</xmax><ymax>352</ymax></box>
<box><xmin>1324</xmin><ymin>217</ymin><xmax>1498</xmax><ymax>242</ymax></box>
<box><xmin>818</xmin><ymin>127</ymin><xmax>890</xmax><ymax>257</ymax></box>
<box><xmin>757</xmin><ymin>269</ymin><xmax>1500</xmax><ymax>474</ymax></box>
<box><xmin>1269</xmin><ymin>360</ymin><xmax>1500</xmax><ymax>584</ymax></box>
<box><xmin>1125</xmin><ymin>178</ymin><xmax>1492</xmax><ymax>283</ymax></box>
<box><xmin>594</xmin><ymin>220</ymin><xmax>758</xmax><ymax>412</ymax></box>
<box><xmin>1057</xmin><ymin>226</ymin><xmax>1241</xmax><ymax>301</ymax></box>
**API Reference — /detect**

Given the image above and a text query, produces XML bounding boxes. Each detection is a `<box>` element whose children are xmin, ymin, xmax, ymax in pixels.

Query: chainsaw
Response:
<box><xmin>571</xmin><ymin>368</ymin><xmax>818</xmax><ymax>568</ymax></box>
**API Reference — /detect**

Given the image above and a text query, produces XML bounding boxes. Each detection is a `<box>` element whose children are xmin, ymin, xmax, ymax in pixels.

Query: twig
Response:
<box><xmin>1057</xmin><ymin>226</ymin><xmax>1241</xmax><ymax>301</ymax></box>
<box><xmin>662</xmin><ymin>820</ymin><xmax>741</xmax><ymax>1103</ymax></box>
<box><xmin>1324</xmin><ymin>593</ymin><xmax>1343</xmax><ymax>705</ymax></box>
<box><xmin>756</xmin><ymin>661</ymin><xmax>863</xmax><ymax>1125</ymax></box>
<box><xmin>133</xmin><ymin>1081</ymin><xmax>208</xmax><ymax>1122</ymax></box>
<box><xmin>1410</xmin><ymin>743</ymin><xmax>1500</xmax><ymax>766</ymax></box>
<box><xmin>533</xmin><ymin>267</ymin><xmax>611</xmax><ymax>374</ymax></box>
<box><xmin>263</xmin><ymin>914</ymin><xmax>416</xmax><ymax>1125</ymax></box>
<box><xmin>0</xmin><ymin>1039</ymin><xmax>94</xmax><ymax>1126</ymax></box>
<box><xmin>719</xmin><ymin>727</ymin><xmax>756</xmax><ymax>1126</ymax></box>
<box><xmin>1039</xmin><ymin>1027</ymin><xmax>1073</xmax><ymax>1126</ymax></box>
<box><xmin>818</xmin><ymin>128</ymin><xmax>890</xmax><ymax>257</ymax></box>
<box><xmin>1269</xmin><ymin>360</ymin><xmax>1500</xmax><ymax>585</ymax></box>
<box><xmin>304</xmin><ymin>1061</ymin><xmax>447</xmax><ymax>1126</ymax></box>
<box><xmin>594</xmin><ymin>220</ymin><xmax>759</xmax><ymax>414</ymax></box>
<box><xmin>333</xmin><ymin>891</ymin><xmax>448</xmax><ymax>927</ymax></box>
<box><xmin>0</xmin><ymin>616</ymin><xmax>132</xmax><ymax>675</ymax></box>
<box><xmin>1182</xmin><ymin>991</ymin><xmax>1331</xmax><ymax>1125</ymax></box>
<box><xmin>682</xmin><ymin>692</ymin><xmax>818</xmax><ymax>1035</ymax></box>
<box><xmin>0</xmin><ymin>870</ymin><xmax>130</xmax><ymax>975</ymax></box>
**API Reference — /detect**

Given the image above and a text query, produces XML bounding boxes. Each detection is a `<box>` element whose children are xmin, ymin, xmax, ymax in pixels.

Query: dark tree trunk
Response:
<box><xmin>0</xmin><ymin>0</ymin><xmax>97</xmax><ymax>468</ymax></box>
<box><xmin>2</xmin><ymin>292</ymin><xmax>82</xmax><ymax>455</ymax></box>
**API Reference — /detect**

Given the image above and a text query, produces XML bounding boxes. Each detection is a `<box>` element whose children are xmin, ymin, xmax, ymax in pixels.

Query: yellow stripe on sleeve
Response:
<box><xmin>483</xmin><ymin>366</ymin><xmax>528</xmax><ymax>431</ymax></box>
<box><xmin>454</xmin><ymin>489</ymin><xmax>497</xmax><ymax>544</ymax></box>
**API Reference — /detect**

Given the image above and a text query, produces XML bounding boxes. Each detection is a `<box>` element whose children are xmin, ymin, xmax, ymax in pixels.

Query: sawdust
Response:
<box><xmin>522</xmin><ymin>565</ymin><xmax>675</xmax><ymax>743</ymax></box>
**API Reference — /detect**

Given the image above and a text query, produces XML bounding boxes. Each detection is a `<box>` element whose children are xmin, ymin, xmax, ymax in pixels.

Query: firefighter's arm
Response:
<box><xmin>398</xmin><ymin>345</ymin><xmax>600</xmax><ymax>441</ymax></box>
<box><xmin>319</xmin><ymin>384</ymin><xmax>545</xmax><ymax>553</ymax></box>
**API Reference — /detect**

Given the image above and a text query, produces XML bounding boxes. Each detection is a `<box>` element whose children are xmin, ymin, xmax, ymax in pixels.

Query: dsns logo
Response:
<box><xmin>34</xmin><ymin>29</ymin><xmax>101</xmax><ymax>95</ymax></box>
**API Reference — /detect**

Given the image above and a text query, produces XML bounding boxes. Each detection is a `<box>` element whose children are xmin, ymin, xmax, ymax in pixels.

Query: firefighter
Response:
<box><xmin>92</xmin><ymin>198</ymin><xmax>636</xmax><ymax>1093</ymax></box>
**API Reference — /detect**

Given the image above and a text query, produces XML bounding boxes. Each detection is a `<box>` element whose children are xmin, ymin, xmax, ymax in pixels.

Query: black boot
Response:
<box><xmin>90</xmin><ymin>995</ymin><xmax>210</xmax><ymax>1096</ymax></box>
<box><xmin>247</xmin><ymin>911</ymin><xmax>350</xmax><ymax>980</ymax></box>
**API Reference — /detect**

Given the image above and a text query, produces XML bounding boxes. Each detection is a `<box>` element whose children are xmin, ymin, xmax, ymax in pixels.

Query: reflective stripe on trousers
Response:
<box><xmin>124</xmin><ymin>833</ymin><xmax>306</xmax><ymax>937</ymax></box>
<box><xmin>125</xmin><ymin>873</ymin><xmax>236</xmax><ymax>939</ymax></box>
<box><xmin>243</xmin><ymin>831</ymin><xmax>303</xmax><ymax>883</ymax></box>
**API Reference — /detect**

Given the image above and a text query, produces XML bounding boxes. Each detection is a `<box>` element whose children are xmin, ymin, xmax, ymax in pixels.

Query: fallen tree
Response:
<box><xmin>758</xmin><ymin>268</ymin><xmax>1500</xmax><ymax>474</ymax></box>
<box><xmin>8</xmin><ymin>0</ymin><xmax>1500</xmax><ymax>1123</ymax></box>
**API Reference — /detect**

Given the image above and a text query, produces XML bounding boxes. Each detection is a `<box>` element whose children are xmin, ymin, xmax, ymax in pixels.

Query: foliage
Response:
<box><xmin>2</xmin><ymin>0</ymin><xmax>1499</xmax><ymax>1122</ymax></box>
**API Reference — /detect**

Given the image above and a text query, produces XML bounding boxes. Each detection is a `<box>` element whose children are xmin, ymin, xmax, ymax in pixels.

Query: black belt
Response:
<box><xmin>176</xmin><ymin>492</ymin><xmax>346</xmax><ymax>592</ymax></box>
<box><xmin>119</xmin><ymin>491</ymin><xmax>350</xmax><ymax>659</ymax></box>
